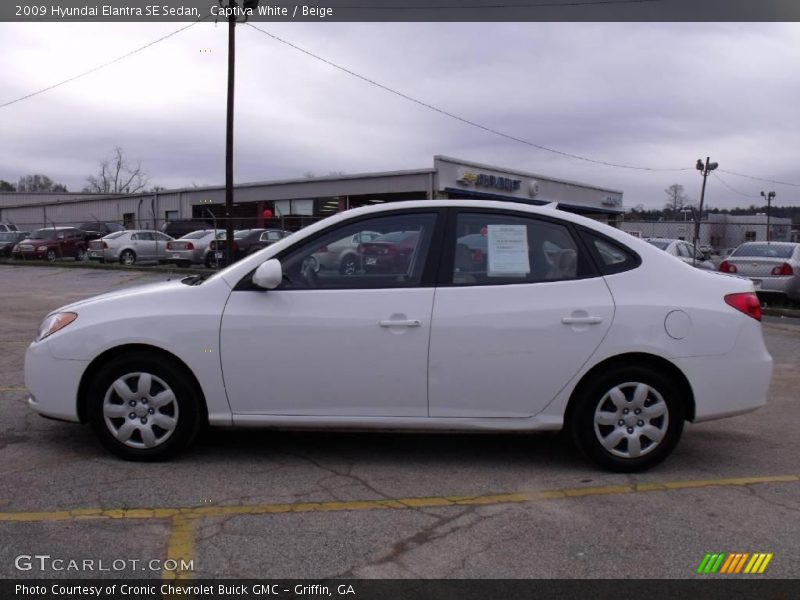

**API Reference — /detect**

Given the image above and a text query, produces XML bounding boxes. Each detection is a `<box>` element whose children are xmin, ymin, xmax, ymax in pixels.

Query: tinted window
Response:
<box><xmin>136</xmin><ymin>232</ymin><xmax>155</xmax><ymax>241</ymax></box>
<box><xmin>31</xmin><ymin>229</ymin><xmax>56</xmax><ymax>240</ymax></box>
<box><xmin>450</xmin><ymin>212</ymin><xmax>585</xmax><ymax>285</ymax></box>
<box><xmin>105</xmin><ymin>231</ymin><xmax>126</xmax><ymax>240</ymax></box>
<box><xmin>277</xmin><ymin>213</ymin><xmax>437</xmax><ymax>290</ymax></box>
<box><xmin>181</xmin><ymin>230</ymin><xmax>210</xmax><ymax>240</ymax></box>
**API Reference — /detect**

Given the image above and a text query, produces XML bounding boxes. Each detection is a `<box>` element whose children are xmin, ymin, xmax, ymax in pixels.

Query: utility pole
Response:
<box><xmin>760</xmin><ymin>190</ymin><xmax>775</xmax><ymax>243</ymax></box>
<box><xmin>694</xmin><ymin>157</ymin><xmax>718</xmax><ymax>267</ymax></box>
<box><xmin>221</xmin><ymin>0</ymin><xmax>259</xmax><ymax>267</ymax></box>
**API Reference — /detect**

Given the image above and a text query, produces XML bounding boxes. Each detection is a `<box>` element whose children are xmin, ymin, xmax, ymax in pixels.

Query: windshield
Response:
<box><xmin>646</xmin><ymin>239</ymin><xmax>670</xmax><ymax>250</ymax></box>
<box><xmin>732</xmin><ymin>243</ymin><xmax>795</xmax><ymax>259</ymax></box>
<box><xmin>30</xmin><ymin>229</ymin><xmax>57</xmax><ymax>240</ymax></box>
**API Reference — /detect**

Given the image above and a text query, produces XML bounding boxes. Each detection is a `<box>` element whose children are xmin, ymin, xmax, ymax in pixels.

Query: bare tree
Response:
<box><xmin>664</xmin><ymin>183</ymin><xmax>691</xmax><ymax>214</ymax></box>
<box><xmin>17</xmin><ymin>174</ymin><xmax>67</xmax><ymax>192</ymax></box>
<box><xmin>83</xmin><ymin>147</ymin><xmax>149</xmax><ymax>194</ymax></box>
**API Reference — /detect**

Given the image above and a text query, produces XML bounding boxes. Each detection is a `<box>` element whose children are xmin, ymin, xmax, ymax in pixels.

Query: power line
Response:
<box><xmin>717</xmin><ymin>168</ymin><xmax>800</xmax><ymax>189</ymax></box>
<box><xmin>711</xmin><ymin>172</ymin><xmax>760</xmax><ymax>199</ymax></box>
<box><xmin>246</xmin><ymin>23</ymin><xmax>690</xmax><ymax>173</ymax></box>
<box><xmin>0</xmin><ymin>17</ymin><xmax>210</xmax><ymax>110</ymax></box>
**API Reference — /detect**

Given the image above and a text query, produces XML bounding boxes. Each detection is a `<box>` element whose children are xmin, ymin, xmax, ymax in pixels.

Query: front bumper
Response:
<box><xmin>25</xmin><ymin>341</ymin><xmax>88</xmax><ymax>423</ymax></box>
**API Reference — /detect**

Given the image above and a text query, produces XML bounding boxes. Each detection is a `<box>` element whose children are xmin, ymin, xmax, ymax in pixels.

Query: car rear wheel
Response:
<box><xmin>86</xmin><ymin>353</ymin><xmax>203</xmax><ymax>461</ymax></box>
<box><xmin>569</xmin><ymin>365</ymin><xmax>684</xmax><ymax>472</ymax></box>
<box><xmin>75</xmin><ymin>248</ymin><xmax>88</xmax><ymax>262</ymax></box>
<box><xmin>119</xmin><ymin>250</ymin><xmax>136</xmax><ymax>266</ymax></box>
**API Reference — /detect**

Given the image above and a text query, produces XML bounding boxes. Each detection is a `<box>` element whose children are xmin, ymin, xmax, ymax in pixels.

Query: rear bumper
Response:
<box><xmin>754</xmin><ymin>276</ymin><xmax>800</xmax><ymax>301</ymax></box>
<box><xmin>674</xmin><ymin>319</ymin><xmax>773</xmax><ymax>422</ymax></box>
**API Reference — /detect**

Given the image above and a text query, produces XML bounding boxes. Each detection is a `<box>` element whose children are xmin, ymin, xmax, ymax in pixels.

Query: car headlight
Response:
<box><xmin>37</xmin><ymin>312</ymin><xmax>77</xmax><ymax>342</ymax></box>
<box><xmin>37</xmin><ymin>245</ymin><xmax>48</xmax><ymax>251</ymax></box>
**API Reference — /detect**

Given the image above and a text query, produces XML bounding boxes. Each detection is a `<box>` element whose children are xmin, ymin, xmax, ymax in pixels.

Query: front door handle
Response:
<box><xmin>379</xmin><ymin>319</ymin><xmax>422</xmax><ymax>328</ymax></box>
<box><xmin>561</xmin><ymin>316</ymin><xmax>604</xmax><ymax>325</ymax></box>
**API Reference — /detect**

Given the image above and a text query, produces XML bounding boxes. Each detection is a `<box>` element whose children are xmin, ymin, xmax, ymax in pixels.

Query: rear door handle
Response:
<box><xmin>561</xmin><ymin>316</ymin><xmax>604</xmax><ymax>325</ymax></box>
<box><xmin>379</xmin><ymin>319</ymin><xmax>422</xmax><ymax>328</ymax></box>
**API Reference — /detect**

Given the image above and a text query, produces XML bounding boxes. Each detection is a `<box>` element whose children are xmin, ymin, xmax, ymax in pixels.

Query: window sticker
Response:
<box><xmin>487</xmin><ymin>224</ymin><xmax>530</xmax><ymax>277</ymax></box>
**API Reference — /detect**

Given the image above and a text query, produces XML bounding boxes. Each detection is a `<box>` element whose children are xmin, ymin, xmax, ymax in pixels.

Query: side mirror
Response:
<box><xmin>252</xmin><ymin>259</ymin><xmax>282</xmax><ymax>290</ymax></box>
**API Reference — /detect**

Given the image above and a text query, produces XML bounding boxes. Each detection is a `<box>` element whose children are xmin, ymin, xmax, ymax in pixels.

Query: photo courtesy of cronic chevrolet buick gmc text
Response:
<box><xmin>24</xmin><ymin>200</ymin><xmax>773</xmax><ymax>471</ymax></box>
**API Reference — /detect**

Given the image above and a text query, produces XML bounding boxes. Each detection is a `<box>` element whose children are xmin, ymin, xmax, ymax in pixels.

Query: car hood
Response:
<box><xmin>50</xmin><ymin>278</ymin><xmax>190</xmax><ymax>315</ymax></box>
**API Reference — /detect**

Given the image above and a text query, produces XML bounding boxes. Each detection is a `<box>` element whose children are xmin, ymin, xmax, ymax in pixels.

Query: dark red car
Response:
<box><xmin>359</xmin><ymin>231</ymin><xmax>420</xmax><ymax>274</ymax></box>
<box><xmin>11</xmin><ymin>227</ymin><xmax>88</xmax><ymax>262</ymax></box>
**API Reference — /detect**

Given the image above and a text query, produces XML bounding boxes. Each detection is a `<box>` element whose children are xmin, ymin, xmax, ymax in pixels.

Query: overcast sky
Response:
<box><xmin>1</xmin><ymin>21</ymin><xmax>799</xmax><ymax>209</ymax></box>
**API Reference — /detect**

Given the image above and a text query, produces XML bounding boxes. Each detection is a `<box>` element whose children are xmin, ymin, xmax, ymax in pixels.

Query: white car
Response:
<box><xmin>644</xmin><ymin>238</ymin><xmax>716</xmax><ymax>270</ymax></box>
<box><xmin>25</xmin><ymin>200</ymin><xmax>772</xmax><ymax>471</ymax></box>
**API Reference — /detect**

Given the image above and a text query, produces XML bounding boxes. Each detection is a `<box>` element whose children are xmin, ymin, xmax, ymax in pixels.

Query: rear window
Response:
<box><xmin>580</xmin><ymin>229</ymin><xmax>641</xmax><ymax>274</ymax></box>
<box><xmin>732</xmin><ymin>244</ymin><xmax>795</xmax><ymax>259</ymax></box>
<box><xmin>105</xmin><ymin>231</ymin><xmax>126</xmax><ymax>240</ymax></box>
<box><xmin>181</xmin><ymin>230</ymin><xmax>210</xmax><ymax>240</ymax></box>
<box><xmin>645</xmin><ymin>239</ymin><xmax>670</xmax><ymax>250</ymax></box>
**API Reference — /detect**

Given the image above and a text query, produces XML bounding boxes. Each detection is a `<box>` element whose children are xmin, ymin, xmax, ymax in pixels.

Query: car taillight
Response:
<box><xmin>386</xmin><ymin>245</ymin><xmax>398</xmax><ymax>256</ymax></box>
<box><xmin>719</xmin><ymin>260</ymin><xmax>737</xmax><ymax>273</ymax></box>
<box><xmin>318</xmin><ymin>245</ymin><xmax>328</xmax><ymax>253</ymax></box>
<box><xmin>102</xmin><ymin>241</ymin><xmax>108</xmax><ymax>249</ymax></box>
<box><xmin>185</xmin><ymin>242</ymin><xmax>194</xmax><ymax>250</ymax></box>
<box><xmin>472</xmin><ymin>249</ymin><xmax>484</xmax><ymax>262</ymax></box>
<box><xmin>771</xmin><ymin>262</ymin><xmax>793</xmax><ymax>276</ymax></box>
<box><xmin>166</xmin><ymin>242</ymin><xmax>173</xmax><ymax>250</ymax></box>
<box><xmin>724</xmin><ymin>292</ymin><xmax>762</xmax><ymax>321</ymax></box>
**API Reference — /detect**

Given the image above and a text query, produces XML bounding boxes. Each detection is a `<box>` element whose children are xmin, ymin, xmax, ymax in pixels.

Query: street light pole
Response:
<box><xmin>694</xmin><ymin>157</ymin><xmax>718</xmax><ymax>267</ymax></box>
<box><xmin>224</xmin><ymin>3</ymin><xmax>236</xmax><ymax>267</ymax></box>
<box><xmin>760</xmin><ymin>190</ymin><xmax>775</xmax><ymax>243</ymax></box>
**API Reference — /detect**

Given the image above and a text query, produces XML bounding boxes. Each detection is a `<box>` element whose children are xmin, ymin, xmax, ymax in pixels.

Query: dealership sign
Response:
<box><xmin>458</xmin><ymin>170</ymin><xmax>522</xmax><ymax>192</ymax></box>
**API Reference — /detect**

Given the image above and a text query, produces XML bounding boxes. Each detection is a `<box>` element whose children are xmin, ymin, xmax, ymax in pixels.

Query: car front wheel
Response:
<box><xmin>86</xmin><ymin>353</ymin><xmax>203</xmax><ymax>460</ymax></box>
<box><xmin>569</xmin><ymin>366</ymin><xmax>684</xmax><ymax>472</ymax></box>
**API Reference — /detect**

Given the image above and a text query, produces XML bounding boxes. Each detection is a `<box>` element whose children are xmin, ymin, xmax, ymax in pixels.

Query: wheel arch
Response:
<box><xmin>76</xmin><ymin>343</ymin><xmax>208</xmax><ymax>424</ymax></box>
<box><xmin>564</xmin><ymin>352</ymin><xmax>696</xmax><ymax>424</ymax></box>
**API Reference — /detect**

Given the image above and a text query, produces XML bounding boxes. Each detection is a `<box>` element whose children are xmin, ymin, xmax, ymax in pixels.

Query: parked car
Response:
<box><xmin>311</xmin><ymin>230</ymin><xmax>382</xmax><ymax>275</ymax></box>
<box><xmin>719</xmin><ymin>242</ymin><xmax>800</xmax><ymax>303</ymax></box>
<box><xmin>359</xmin><ymin>230</ymin><xmax>421</xmax><ymax>274</ymax></box>
<box><xmin>11</xmin><ymin>227</ymin><xmax>88</xmax><ymax>262</ymax></box>
<box><xmin>161</xmin><ymin>220</ymin><xmax>214</xmax><ymax>240</ymax></box>
<box><xmin>25</xmin><ymin>200</ymin><xmax>772</xmax><ymax>471</ymax></box>
<box><xmin>78</xmin><ymin>222</ymin><xmax>126</xmax><ymax>242</ymax></box>
<box><xmin>207</xmin><ymin>229</ymin><xmax>287</xmax><ymax>268</ymax></box>
<box><xmin>0</xmin><ymin>222</ymin><xmax>19</xmax><ymax>232</ymax></box>
<box><xmin>644</xmin><ymin>238</ymin><xmax>715</xmax><ymax>270</ymax></box>
<box><xmin>165</xmin><ymin>230</ymin><xmax>225</xmax><ymax>267</ymax></box>
<box><xmin>0</xmin><ymin>231</ymin><xmax>29</xmax><ymax>257</ymax></box>
<box><xmin>87</xmin><ymin>230</ymin><xmax>174</xmax><ymax>265</ymax></box>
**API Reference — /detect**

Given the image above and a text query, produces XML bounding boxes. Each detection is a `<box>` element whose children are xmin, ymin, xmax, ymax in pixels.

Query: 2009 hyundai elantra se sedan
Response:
<box><xmin>25</xmin><ymin>200</ymin><xmax>773</xmax><ymax>471</ymax></box>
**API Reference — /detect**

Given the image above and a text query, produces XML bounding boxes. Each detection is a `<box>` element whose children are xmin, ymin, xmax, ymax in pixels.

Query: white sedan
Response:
<box><xmin>25</xmin><ymin>200</ymin><xmax>772</xmax><ymax>471</ymax></box>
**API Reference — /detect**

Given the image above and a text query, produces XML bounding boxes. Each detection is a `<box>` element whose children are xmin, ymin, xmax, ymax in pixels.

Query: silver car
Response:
<box><xmin>644</xmin><ymin>238</ymin><xmax>715</xmax><ymax>270</ymax></box>
<box><xmin>311</xmin><ymin>230</ymin><xmax>381</xmax><ymax>274</ymax></box>
<box><xmin>88</xmin><ymin>230</ymin><xmax>174</xmax><ymax>265</ymax></box>
<box><xmin>165</xmin><ymin>230</ymin><xmax>225</xmax><ymax>267</ymax></box>
<box><xmin>719</xmin><ymin>242</ymin><xmax>800</xmax><ymax>302</ymax></box>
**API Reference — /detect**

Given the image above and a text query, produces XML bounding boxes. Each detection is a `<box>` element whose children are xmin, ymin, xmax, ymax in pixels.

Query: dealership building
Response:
<box><xmin>0</xmin><ymin>156</ymin><xmax>624</xmax><ymax>231</ymax></box>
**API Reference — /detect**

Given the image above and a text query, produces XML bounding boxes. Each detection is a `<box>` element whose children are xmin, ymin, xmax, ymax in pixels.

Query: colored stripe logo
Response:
<box><xmin>696</xmin><ymin>552</ymin><xmax>773</xmax><ymax>574</ymax></box>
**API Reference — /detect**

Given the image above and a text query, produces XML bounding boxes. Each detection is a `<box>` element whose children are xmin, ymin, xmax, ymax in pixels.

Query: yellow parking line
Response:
<box><xmin>0</xmin><ymin>387</ymin><xmax>27</xmax><ymax>392</ymax></box>
<box><xmin>0</xmin><ymin>474</ymin><xmax>796</xmax><ymax>524</ymax></box>
<box><xmin>163</xmin><ymin>515</ymin><xmax>197</xmax><ymax>582</ymax></box>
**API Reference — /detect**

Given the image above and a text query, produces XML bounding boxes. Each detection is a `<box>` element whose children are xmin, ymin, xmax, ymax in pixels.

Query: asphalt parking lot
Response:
<box><xmin>1</xmin><ymin>265</ymin><xmax>799</xmax><ymax>580</ymax></box>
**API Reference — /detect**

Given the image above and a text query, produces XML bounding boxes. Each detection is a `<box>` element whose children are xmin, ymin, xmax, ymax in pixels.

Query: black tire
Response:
<box><xmin>206</xmin><ymin>253</ymin><xmax>221</xmax><ymax>269</ymax></box>
<box><xmin>339</xmin><ymin>254</ymin><xmax>358</xmax><ymax>275</ymax></box>
<box><xmin>119</xmin><ymin>250</ymin><xmax>136</xmax><ymax>266</ymax></box>
<box><xmin>46</xmin><ymin>249</ymin><xmax>57</xmax><ymax>262</ymax></box>
<box><xmin>86</xmin><ymin>352</ymin><xmax>203</xmax><ymax>461</ymax></box>
<box><xmin>569</xmin><ymin>365</ymin><xmax>684</xmax><ymax>472</ymax></box>
<box><xmin>75</xmin><ymin>247</ymin><xmax>88</xmax><ymax>262</ymax></box>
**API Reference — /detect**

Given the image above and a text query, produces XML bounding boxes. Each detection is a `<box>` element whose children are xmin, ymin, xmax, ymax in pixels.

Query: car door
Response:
<box><xmin>154</xmin><ymin>232</ymin><xmax>172</xmax><ymax>259</ymax></box>
<box><xmin>428</xmin><ymin>210</ymin><xmax>615</xmax><ymax>418</ymax></box>
<box><xmin>220</xmin><ymin>210</ymin><xmax>443</xmax><ymax>417</ymax></box>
